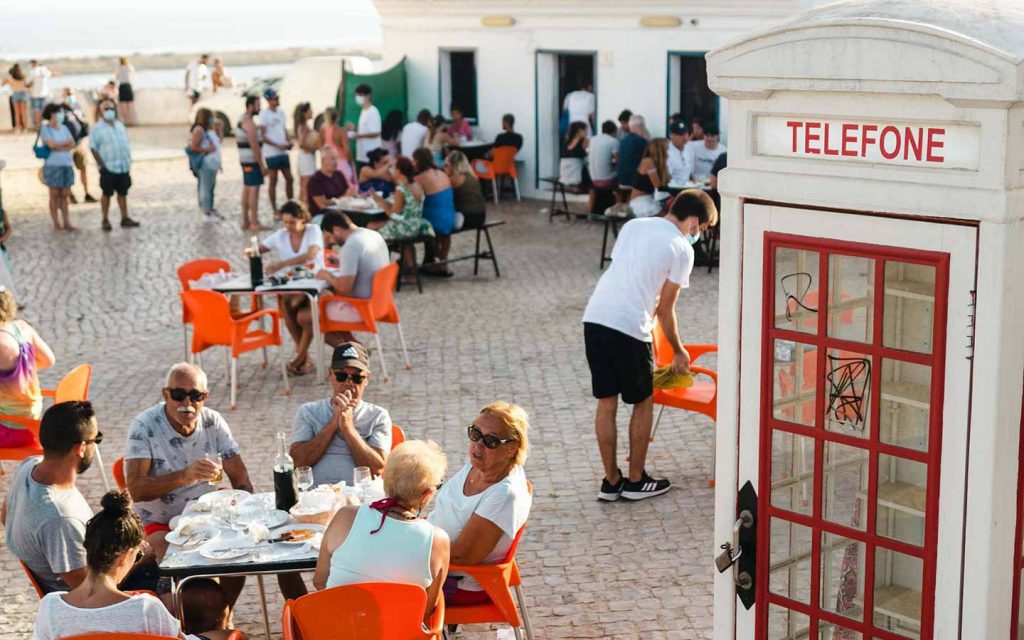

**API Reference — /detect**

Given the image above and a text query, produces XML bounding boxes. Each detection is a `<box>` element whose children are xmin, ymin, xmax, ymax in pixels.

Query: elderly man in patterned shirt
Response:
<box><xmin>88</xmin><ymin>97</ymin><xmax>139</xmax><ymax>231</ymax></box>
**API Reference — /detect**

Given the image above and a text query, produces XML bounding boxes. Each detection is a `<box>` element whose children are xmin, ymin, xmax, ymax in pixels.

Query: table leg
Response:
<box><xmin>600</xmin><ymin>221</ymin><xmax>611</xmax><ymax>269</ymax></box>
<box><xmin>256</xmin><ymin>574</ymin><xmax>272</xmax><ymax>640</ymax></box>
<box><xmin>307</xmin><ymin>292</ymin><xmax>323</xmax><ymax>381</ymax></box>
<box><xmin>172</xmin><ymin>577</ymin><xmax>184</xmax><ymax>624</ymax></box>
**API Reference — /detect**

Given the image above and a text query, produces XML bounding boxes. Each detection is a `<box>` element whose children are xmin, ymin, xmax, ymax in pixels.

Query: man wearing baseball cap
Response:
<box><xmin>288</xmin><ymin>341</ymin><xmax>392</xmax><ymax>486</ymax></box>
<box><xmin>667</xmin><ymin>121</ymin><xmax>693</xmax><ymax>185</ymax></box>
<box><xmin>258</xmin><ymin>88</ymin><xmax>294</xmax><ymax>215</ymax></box>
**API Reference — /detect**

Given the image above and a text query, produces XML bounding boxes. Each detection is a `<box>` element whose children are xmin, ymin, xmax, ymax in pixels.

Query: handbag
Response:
<box><xmin>184</xmin><ymin>132</ymin><xmax>208</xmax><ymax>176</ymax></box>
<box><xmin>32</xmin><ymin>131</ymin><xmax>51</xmax><ymax>160</ymax></box>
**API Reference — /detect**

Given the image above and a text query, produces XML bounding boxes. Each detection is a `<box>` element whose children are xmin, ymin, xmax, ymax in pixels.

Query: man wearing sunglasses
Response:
<box><xmin>290</xmin><ymin>341</ymin><xmax>391</xmax><ymax>486</ymax></box>
<box><xmin>583</xmin><ymin>189</ymin><xmax>718</xmax><ymax>501</ymax></box>
<box><xmin>123</xmin><ymin>363</ymin><xmax>253</xmax><ymax>572</ymax></box>
<box><xmin>3</xmin><ymin>401</ymin><xmax>98</xmax><ymax>593</ymax></box>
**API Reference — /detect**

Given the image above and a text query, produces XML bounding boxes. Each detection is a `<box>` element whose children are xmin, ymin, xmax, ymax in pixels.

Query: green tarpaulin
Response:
<box><xmin>337</xmin><ymin>57</ymin><xmax>408</xmax><ymax>156</ymax></box>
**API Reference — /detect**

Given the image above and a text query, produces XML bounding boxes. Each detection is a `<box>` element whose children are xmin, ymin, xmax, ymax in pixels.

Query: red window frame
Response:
<box><xmin>756</xmin><ymin>232</ymin><xmax>950</xmax><ymax>639</ymax></box>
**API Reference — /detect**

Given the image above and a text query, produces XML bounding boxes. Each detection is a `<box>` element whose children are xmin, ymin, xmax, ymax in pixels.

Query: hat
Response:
<box><xmin>331</xmin><ymin>342</ymin><xmax>370</xmax><ymax>372</ymax></box>
<box><xmin>263</xmin><ymin>88</ymin><xmax>279</xmax><ymax>100</ymax></box>
<box><xmin>669</xmin><ymin>121</ymin><xmax>690</xmax><ymax>136</ymax></box>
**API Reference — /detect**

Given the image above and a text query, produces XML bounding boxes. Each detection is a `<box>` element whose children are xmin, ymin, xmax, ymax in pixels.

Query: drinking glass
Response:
<box><xmin>354</xmin><ymin>466</ymin><xmax>372</xmax><ymax>499</ymax></box>
<box><xmin>296</xmin><ymin>466</ymin><xmax>314</xmax><ymax>495</ymax></box>
<box><xmin>203</xmin><ymin>453</ymin><xmax>223</xmax><ymax>486</ymax></box>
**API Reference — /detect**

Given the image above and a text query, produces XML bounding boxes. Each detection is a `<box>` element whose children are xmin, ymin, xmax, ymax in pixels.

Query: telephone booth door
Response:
<box><xmin>734</xmin><ymin>204</ymin><xmax>976</xmax><ymax>640</ymax></box>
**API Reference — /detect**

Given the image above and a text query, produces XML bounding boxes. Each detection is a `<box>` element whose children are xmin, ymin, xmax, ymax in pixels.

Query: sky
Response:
<box><xmin>0</xmin><ymin>0</ymin><xmax>382</xmax><ymax>60</ymax></box>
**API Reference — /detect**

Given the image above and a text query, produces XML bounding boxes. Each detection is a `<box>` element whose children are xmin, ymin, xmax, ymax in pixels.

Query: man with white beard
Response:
<box><xmin>123</xmin><ymin>363</ymin><xmax>253</xmax><ymax>563</ymax></box>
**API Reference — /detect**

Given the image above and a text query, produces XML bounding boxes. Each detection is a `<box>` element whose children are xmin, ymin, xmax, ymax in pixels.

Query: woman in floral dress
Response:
<box><xmin>370</xmin><ymin>156</ymin><xmax>435</xmax><ymax>282</ymax></box>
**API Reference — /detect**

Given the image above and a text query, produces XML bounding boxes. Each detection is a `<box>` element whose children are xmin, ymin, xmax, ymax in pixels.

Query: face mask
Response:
<box><xmin>355</xmin><ymin>95</ymin><xmax>365</xmax><ymax>106</ymax></box>
<box><xmin>686</xmin><ymin>232</ymin><xmax>701</xmax><ymax>246</ymax></box>
<box><xmin>103</xmin><ymin>109</ymin><xmax>116</xmax><ymax>121</ymax></box>
<box><xmin>54</xmin><ymin>112</ymin><xmax>65</xmax><ymax>125</ymax></box>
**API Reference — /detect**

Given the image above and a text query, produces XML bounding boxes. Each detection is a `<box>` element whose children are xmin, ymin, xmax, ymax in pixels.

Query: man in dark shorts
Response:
<box><xmin>582</xmin><ymin>189</ymin><xmax>718</xmax><ymax>501</ymax></box>
<box><xmin>237</xmin><ymin>95</ymin><xmax>268</xmax><ymax>231</ymax></box>
<box><xmin>89</xmin><ymin>98</ymin><xmax>139</xmax><ymax>230</ymax></box>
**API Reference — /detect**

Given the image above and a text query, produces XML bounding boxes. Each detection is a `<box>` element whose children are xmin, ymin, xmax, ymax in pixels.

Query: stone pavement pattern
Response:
<box><xmin>0</xmin><ymin>127</ymin><xmax>718</xmax><ymax>640</ymax></box>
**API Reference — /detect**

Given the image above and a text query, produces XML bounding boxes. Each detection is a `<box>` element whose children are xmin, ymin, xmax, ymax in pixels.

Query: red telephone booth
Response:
<box><xmin>707</xmin><ymin>2</ymin><xmax>1024</xmax><ymax>638</ymax></box>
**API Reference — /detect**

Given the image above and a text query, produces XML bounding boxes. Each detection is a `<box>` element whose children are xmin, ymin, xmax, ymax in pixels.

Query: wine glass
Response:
<box><xmin>353</xmin><ymin>466</ymin><xmax>372</xmax><ymax>499</ymax></box>
<box><xmin>296</xmin><ymin>466</ymin><xmax>314</xmax><ymax>496</ymax></box>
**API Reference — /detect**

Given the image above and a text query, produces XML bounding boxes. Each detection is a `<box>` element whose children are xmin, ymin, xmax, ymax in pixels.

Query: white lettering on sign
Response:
<box><xmin>755</xmin><ymin>116</ymin><xmax>980</xmax><ymax>170</ymax></box>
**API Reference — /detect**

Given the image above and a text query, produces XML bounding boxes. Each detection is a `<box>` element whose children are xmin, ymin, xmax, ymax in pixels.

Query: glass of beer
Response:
<box><xmin>204</xmin><ymin>453</ymin><xmax>223</xmax><ymax>486</ymax></box>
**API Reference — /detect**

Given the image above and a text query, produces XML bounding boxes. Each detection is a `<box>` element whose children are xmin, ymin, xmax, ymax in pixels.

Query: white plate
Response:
<box><xmin>166</xmin><ymin>526</ymin><xmax>219</xmax><ymax>549</ymax></box>
<box><xmin>197</xmin><ymin>489</ymin><xmax>250</xmax><ymax>508</ymax></box>
<box><xmin>199</xmin><ymin>545</ymin><xmax>251</xmax><ymax>561</ymax></box>
<box><xmin>274</xmin><ymin>524</ymin><xmax>325</xmax><ymax>544</ymax></box>
<box><xmin>235</xmin><ymin>509</ymin><xmax>290</xmax><ymax>529</ymax></box>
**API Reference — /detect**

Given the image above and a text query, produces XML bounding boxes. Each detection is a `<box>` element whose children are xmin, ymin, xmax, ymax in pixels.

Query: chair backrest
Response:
<box><xmin>180</xmin><ymin>289</ymin><xmax>234</xmax><ymax>351</ymax></box>
<box><xmin>288</xmin><ymin>583</ymin><xmax>430</xmax><ymax>640</ymax></box>
<box><xmin>391</xmin><ymin>424</ymin><xmax>406</xmax><ymax>450</ymax></box>
<box><xmin>20</xmin><ymin>561</ymin><xmax>47</xmax><ymax>599</ymax></box>
<box><xmin>498</xmin><ymin>480</ymin><xmax>534</xmax><ymax>564</ymax></box>
<box><xmin>651</xmin><ymin>321</ymin><xmax>672</xmax><ymax>368</ymax></box>
<box><xmin>368</xmin><ymin>263</ymin><xmax>400</xmax><ymax>321</ymax></box>
<box><xmin>113</xmin><ymin>457</ymin><xmax>127</xmax><ymax>491</ymax></box>
<box><xmin>54</xmin><ymin>364</ymin><xmax>92</xmax><ymax>403</ymax></box>
<box><xmin>177</xmin><ymin>259</ymin><xmax>231</xmax><ymax>324</ymax></box>
<box><xmin>471</xmin><ymin>158</ymin><xmax>496</xmax><ymax>180</ymax></box>
<box><xmin>491</xmin><ymin>146</ymin><xmax>518</xmax><ymax>178</ymax></box>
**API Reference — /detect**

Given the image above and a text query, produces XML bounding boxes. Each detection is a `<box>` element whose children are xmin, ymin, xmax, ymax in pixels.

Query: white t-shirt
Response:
<box><xmin>685</xmin><ymin>140</ymin><xmax>726</xmax><ymax>181</ymax></box>
<box><xmin>667</xmin><ymin>142</ymin><xmax>692</xmax><ymax>184</ymax></box>
<box><xmin>29</xmin><ymin>66</ymin><xmax>52</xmax><ymax>99</ymax></box>
<box><xmin>185</xmin><ymin>60</ymin><xmax>208</xmax><ymax>91</ymax></box>
<box><xmin>262</xmin><ymin>225</ymin><xmax>325</xmax><ymax>271</ymax></box>
<box><xmin>33</xmin><ymin>592</ymin><xmax>200</xmax><ymax>640</ymax></box>
<box><xmin>259</xmin><ymin>107</ymin><xmax>289</xmax><ymax>158</ymax></box>
<box><xmin>356</xmin><ymin>105</ymin><xmax>383</xmax><ymax>162</ymax></box>
<box><xmin>582</xmin><ymin>217</ymin><xmax>694</xmax><ymax>342</ymax></box>
<box><xmin>563</xmin><ymin>90</ymin><xmax>595</xmax><ymax>134</ymax></box>
<box><xmin>588</xmin><ymin>133</ymin><xmax>618</xmax><ymax>182</ymax></box>
<box><xmin>427</xmin><ymin>463</ymin><xmax>532</xmax><ymax>592</ymax></box>
<box><xmin>400</xmin><ymin>121</ymin><xmax>428</xmax><ymax>156</ymax></box>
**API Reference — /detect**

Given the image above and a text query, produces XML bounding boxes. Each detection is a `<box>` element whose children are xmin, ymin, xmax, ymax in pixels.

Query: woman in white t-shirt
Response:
<box><xmin>257</xmin><ymin>200</ymin><xmax>324</xmax><ymax>376</ymax></box>
<box><xmin>33</xmin><ymin>490</ymin><xmax>236</xmax><ymax>640</ymax></box>
<box><xmin>428</xmin><ymin>401</ymin><xmax>533</xmax><ymax>605</ymax></box>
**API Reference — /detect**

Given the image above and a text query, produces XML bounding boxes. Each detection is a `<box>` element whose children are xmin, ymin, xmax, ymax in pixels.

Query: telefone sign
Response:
<box><xmin>755</xmin><ymin>115</ymin><xmax>980</xmax><ymax>170</ymax></box>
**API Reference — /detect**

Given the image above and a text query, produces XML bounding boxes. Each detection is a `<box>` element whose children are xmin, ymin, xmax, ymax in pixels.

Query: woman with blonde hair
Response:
<box><xmin>629</xmin><ymin>138</ymin><xmax>670</xmax><ymax>217</ymax></box>
<box><xmin>314</xmin><ymin>440</ymin><xmax>451</xmax><ymax>624</ymax></box>
<box><xmin>429</xmin><ymin>402</ymin><xmax>533</xmax><ymax>605</ymax></box>
<box><xmin>293</xmin><ymin>102</ymin><xmax>319</xmax><ymax>204</ymax></box>
<box><xmin>0</xmin><ymin>288</ymin><xmax>54</xmax><ymax>449</ymax></box>
<box><xmin>444</xmin><ymin>149</ymin><xmax>487</xmax><ymax>231</ymax></box>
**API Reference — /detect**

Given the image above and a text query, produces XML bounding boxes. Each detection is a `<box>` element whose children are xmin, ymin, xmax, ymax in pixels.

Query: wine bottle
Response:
<box><xmin>273</xmin><ymin>431</ymin><xmax>297</xmax><ymax>511</ymax></box>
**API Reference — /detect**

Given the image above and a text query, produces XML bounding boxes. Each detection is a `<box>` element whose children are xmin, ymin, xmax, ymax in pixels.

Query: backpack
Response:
<box><xmin>62</xmin><ymin>107</ymin><xmax>88</xmax><ymax>143</ymax></box>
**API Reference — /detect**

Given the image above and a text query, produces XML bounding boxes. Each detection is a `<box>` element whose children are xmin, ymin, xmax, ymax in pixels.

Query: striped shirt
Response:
<box><xmin>88</xmin><ymin>120</ymin><xmax>132</xmax><ymax>173</ymax></box>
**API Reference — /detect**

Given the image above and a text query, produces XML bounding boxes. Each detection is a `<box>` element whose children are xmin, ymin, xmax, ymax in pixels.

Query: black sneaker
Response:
<box><xmin>621</xmin><ymin>471</ymin><xmax>672</xmax><ymax>501</ymax></box>
<box><xmin>598</xmin><ymin>469</ymin><xmax>625</xmax><ymax>501</ymax></box>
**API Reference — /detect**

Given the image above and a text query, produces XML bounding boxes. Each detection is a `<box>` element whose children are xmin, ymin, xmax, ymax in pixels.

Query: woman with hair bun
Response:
<box><xmin>33</xmin><ymin>490</ymin><xmax>238</xmax><ymax>640</ymax></box>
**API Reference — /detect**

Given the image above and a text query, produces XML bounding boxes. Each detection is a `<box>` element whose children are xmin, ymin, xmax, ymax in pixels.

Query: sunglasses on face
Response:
<box><xmin>332</xmin><ymin>371</ymin><xmax>366</xmax><ymax>384</ymax></box>
<box><xmin>467</xmin><ymin>425</ymin><xmax>516</xmax><ymax>450</ymax></box>
<box><xmin>165</xmin><ymin>388</ymin><xmax>209</xmax><ymax>403</ymax></box>
<box><xmin>81</xmin><ymin>431</ymin><xmax>103</xmax><ymax>446</ymax></box>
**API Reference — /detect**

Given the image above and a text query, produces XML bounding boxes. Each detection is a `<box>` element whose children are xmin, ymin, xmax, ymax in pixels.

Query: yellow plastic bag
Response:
<box><xmin>653</xmin><ymin>365</ymin><xmax>694</xmax><ymax>390</ymax></box>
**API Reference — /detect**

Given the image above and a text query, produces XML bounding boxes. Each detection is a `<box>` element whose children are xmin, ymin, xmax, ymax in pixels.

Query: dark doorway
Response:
<box><xmin>558</xmin><ymin>54</ymin><xmax>595</xmax><ymax>107</ymax></box>
<box><xmin>675</xmin><ymin>54</ymin><xmax>717</xmax><ymax>127</ymax></box>
<box><xmin>449</xmin><ymin>51</ymin><xmax>478</xmax><ymax>121</ymax></box>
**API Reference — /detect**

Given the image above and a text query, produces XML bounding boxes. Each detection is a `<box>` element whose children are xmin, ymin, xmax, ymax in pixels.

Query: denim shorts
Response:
<box><xmin>10</xmin><ymin>91</ymin><xmax>28</xmax><ymax>104</ymax></box>
<box><xmin>30</xmin><ymin>97</ymin><xmax>45</xmax><ymax>111</ymax></box>
<box><xmin>43</xmin><ymin>165</ymin><xmax>74</xmax><ymax>189</ymax></box>
<box><xmin>241</xmin><ymin>162</ymin><xmax>264</xmax><ymax>187</ymax></box>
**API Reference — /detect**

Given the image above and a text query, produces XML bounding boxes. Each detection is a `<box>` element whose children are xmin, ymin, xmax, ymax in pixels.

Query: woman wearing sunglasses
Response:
<box><xmin>428</xmin><ymin>401</ymin><xmax>533</xmax><ymax>605</ymax></box>
<box><xmin>32</xmin><ymin>490</ymin><xmax>238</xmax><ymax>640</ymax></box>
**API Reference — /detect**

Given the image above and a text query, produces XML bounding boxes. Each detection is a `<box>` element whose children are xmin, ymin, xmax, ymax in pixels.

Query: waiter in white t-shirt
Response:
<box><xmin>582</xmin><ymin>190</ymin><xmax>718</xmax><ymax>502</ymax></box>
<box><xmin>346</xmin><ymin>84</ymin><xmax>382</xmax><ymax>168</ymax></box>
<box><xmin>259</xmin><ymin>88</ymin><xmax>294</xmax><ymax>215</ymax></box>
<box><xmin>562</xmin><ymin>83</ymin><xmax>596</xmax><ymax>136</ymax></box>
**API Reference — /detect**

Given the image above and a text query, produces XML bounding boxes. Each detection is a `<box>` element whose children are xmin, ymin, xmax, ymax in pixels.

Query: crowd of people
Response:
<box><xmin>2</xmin><ymin>346</ymin><xmax>533</xmax><ymax>636</ymax></box>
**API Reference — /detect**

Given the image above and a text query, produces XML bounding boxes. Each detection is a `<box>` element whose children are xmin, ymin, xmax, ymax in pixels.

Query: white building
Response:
<box><xmin>372</xmin><ymin>0</ymin><xmax>819</xmax><ymax>196</ymax></box>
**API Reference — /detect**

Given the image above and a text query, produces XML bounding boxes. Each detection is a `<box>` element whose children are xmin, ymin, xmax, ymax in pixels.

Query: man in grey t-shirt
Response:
<box><xmin>3</xmin><ymin>401</ymin><xmax>99</xmax><ymax>593</ymax></box>
<box><xmin>306</xmin><ymin>212</ymin><xmax>390</xmax><ymax>345</ymax></box>
<box><xmin>291</xmin><ymin>342</ymin><xmax>391</xmax><ymax>485</ymax></box>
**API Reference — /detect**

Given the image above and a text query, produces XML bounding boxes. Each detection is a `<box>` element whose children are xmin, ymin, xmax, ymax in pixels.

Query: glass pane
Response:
<box><xmin>773</xmin><ymin>341</ymin><xmax>817</xmax><ymax>427</ymax></box>
<box><xmin>880</xmin><ymin>360</ymin><xmax>932</xmax><ymax>452</ymax></box>
<box><xmin>822</xmin><ymin>441</ymin><xmax>868</xmax><ymax>530</ymax></box>
<box><xmin>828</xmin><ymin>254</ymin><xmax>874</xmax><ymax>344</ymax></box>
<box><xmin>819</xmin><ymin>621</ymin><xmax>863</xmax><ymax>639</ymax></box>
<box><xmin>776</xmin><ymin>248</ymin><xmax>821</xmax><ymax>334</ymax></box>
<box><xmin>874</xmin><ymin>548</ymin><xmax>923</xmax><ymax>638</ymax></box>
<box><xmin>769</xmin><ymin>518</ymin><xmax>813</xmax><ymax>604</ymax></box>
<box><xmin>876</xmin><ymin>455</ymin><xmax>927</xmax><ymax>546</ymax></box>
<box><xmin>883</xmin><ymin>262</ymin><xmax>936</xmax><ymax>355</ymax></box>
<box><xmin>825</xmin><ymin>349</ymin><xmax>872</xmax><ymax>439</ymax></box>
<box><xmin>820</xmin><ymin>533</ymin><xmax>866</xmax><ymax>622</ymax></box>
<box><xmin>771</xmin><ymin>430</ymin><xmax>815</xmax><ymax>517</ymax></box>
<box><xmin>768</xmin><ymin>603</ymin><xmax>812</xmax><ymax>640</ymax></box>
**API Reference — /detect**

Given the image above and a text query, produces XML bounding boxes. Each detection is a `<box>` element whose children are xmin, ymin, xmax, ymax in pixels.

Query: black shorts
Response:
<box><xmin>584</xmin><ymin>322</ymin><xmax>653</xmax><ymax>404</ymax></box>
<box><xmin>118</xmin><ymin>83</ymin><xmax>134</xmax><ymax>102</ymax></box>
<box><xmin>99</xmin><ymin>169</ymin><xmax>131</xmax><ymax>197</ymax></box>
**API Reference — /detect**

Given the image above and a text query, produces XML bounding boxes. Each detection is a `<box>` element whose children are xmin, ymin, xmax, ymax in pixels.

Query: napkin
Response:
<box><xmin>247</xmin><ymin>522</ymin><xmax>270</xmax><ymax>543</ymax></box>
<box><xmin>653</xmin><ymin>365</ymin><xmax>694</xmax><ymax>390</ymax></box>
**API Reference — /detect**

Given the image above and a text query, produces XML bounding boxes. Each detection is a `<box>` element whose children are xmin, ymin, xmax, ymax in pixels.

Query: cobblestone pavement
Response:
<box><xmin>0</xmin><ymin>127</ymin><xmax>718</xmax><ymax>640</ymax></box>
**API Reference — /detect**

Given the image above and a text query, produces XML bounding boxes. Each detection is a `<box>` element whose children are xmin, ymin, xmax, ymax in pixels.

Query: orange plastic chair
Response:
<box><xmin>0</xmin><ymin>364</ymin><xmax>93</xmax><ymax>464</ymax></box>
<box><xmin>20</xmin><ymin>561</ymin><xmax>47</xmax><ymax>598</ymax></box>
<box><xmin>112</xmin><ymin>457</ymin><xmax>126</xmax><ymax>491</ymax></box>
<box><xmin>490</xmin><ymin>146</ymin><xmax>521</xmax><ymax>202</ymax></box>
<box><xmin>444</xmin><ymin>483</ymin><xmax>533</xmax><ymax>640</ymax></box>
<box><xmin>65</xmin><ymin>633</ymin><xmax>243</xmax><ymax>640</ymax></box>
<box><xmin>470</xmin><ymin>159</ymin><xmax>498</xmax><ymax>204</ymax></box>
<box><xmin>282</xmin><ymin>582</ymin><xmax>444</xmax><ymax>640</ymax></box>
<box><xmin>181</xmin><ymin>289</ymin><xmax>290</xmax><ymax>410</ymax></box>
<box><xmin>177</xmin><ymin>259</ymin><xmax>258</xmax><ymax>362</ymax></box>
<box><xmin>318</xmin><ymin>263</ymin><xmax>410</xmax><ymax>383</ymax></box>
<box><xmin>391</xmin><ymin>424</ymin><xmax>406</xmax><ymax>450</ymax></box>
<box><xmin>649</xmin><ymin>321</ymin><xmax>718</xmax><ymax>486</ymax></box>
